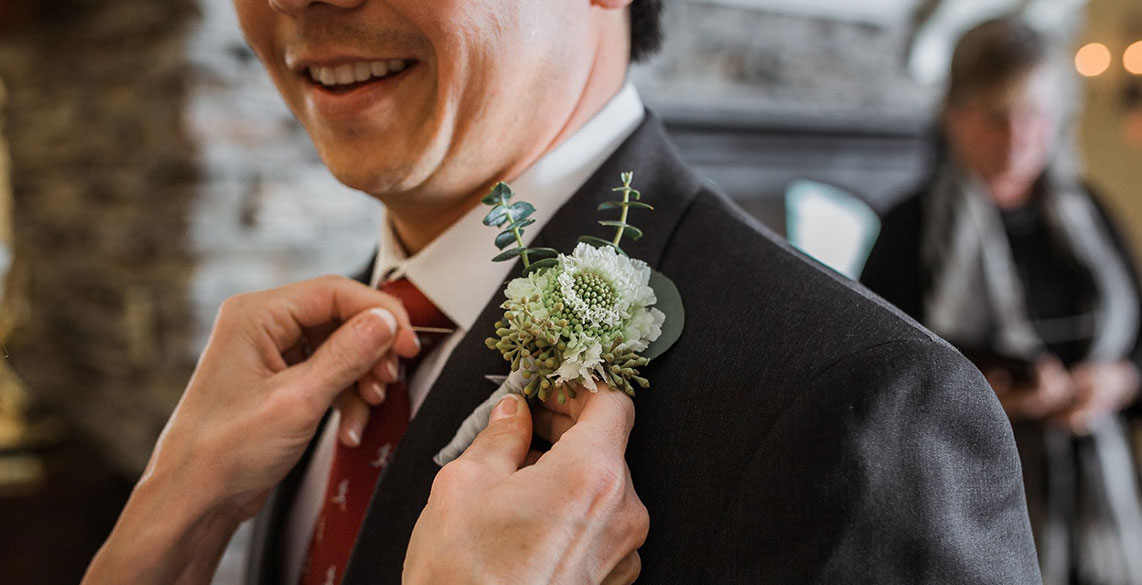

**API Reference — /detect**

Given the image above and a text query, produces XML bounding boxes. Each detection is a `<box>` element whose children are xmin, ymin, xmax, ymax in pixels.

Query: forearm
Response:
<box><xmin>82</xmin><ymin>465</ymin><xmax>240</xmax><ymax>585</ymax></box>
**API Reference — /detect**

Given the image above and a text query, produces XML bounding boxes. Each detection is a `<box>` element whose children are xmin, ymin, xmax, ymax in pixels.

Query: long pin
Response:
<box><xmin>411</xmin><ymin>326</ymin><xmax>455</xmax><ymax>335</ymax></box>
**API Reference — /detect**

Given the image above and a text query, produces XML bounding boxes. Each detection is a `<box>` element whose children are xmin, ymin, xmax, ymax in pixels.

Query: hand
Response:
<box><xmin>405</xmin><ymin>389</ymin><xmax>649</xmax><ymax>585</ymax></box>
<box><xmin>1049</xmin><ymin>360</ymin><xmax>1140</xmax><ymax>435</ymax></box>
<box><xmin>988</xmin><ymin>356</ymin><xmax>1074</xmax><ymax>421</ymax></box>
<box><xmin>84</xmin><ymin>276</ymin><xmax>420</xmax><ymax>585</ymax></box>
<box><xmin>153</xmin><ymin>275</ymin><xmax>420</xmax><ymax>519</ymax></box>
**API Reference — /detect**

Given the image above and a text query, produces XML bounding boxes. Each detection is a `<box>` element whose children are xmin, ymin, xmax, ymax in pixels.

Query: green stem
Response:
<box><xmin>502</xmin><ymin>197</ymin><xmax>530</xmax><ymax>269</ymax></box>
<box><xmin>612</xmin><ymin>175</ymin><xmax>634</xmax><ymax>247</ymax></box>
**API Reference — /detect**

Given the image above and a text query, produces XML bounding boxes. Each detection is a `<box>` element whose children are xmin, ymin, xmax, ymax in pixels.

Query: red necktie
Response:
<box><xmin>300</xmin><ymin>278</ymin><xmax>454</xmax><ymax>585</ymax></box>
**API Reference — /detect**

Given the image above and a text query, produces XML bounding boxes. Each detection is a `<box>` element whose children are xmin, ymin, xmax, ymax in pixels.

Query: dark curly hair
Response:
<box><xmin>629</xmin><ymin>0</ymin><xmax>664</xmax><ymax>62</ymax></box>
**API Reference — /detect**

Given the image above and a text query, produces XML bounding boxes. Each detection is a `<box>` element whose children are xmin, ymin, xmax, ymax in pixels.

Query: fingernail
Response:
<box><xmin>412</xmin><ymin>332</ymin><xmax>422</xmax><ymax>352</ymax></box>
<box><xmin>386</xmin><ymin>361</ymin><xmax>398</xmax><ymax>381</ymax></box>
<box><xmin>371</xmin><ymin>381</ymin><xmax>386</xmax><ymax>403</ymax></box>
<box><xmin>346</xmin><ymin>428</ymin><xmax>362</xmax><ymax>447</ymax></box>
<box><xmin>490</xmin><ymin>395</ymin><xmax>519</xmax><ymax>422</ymax></box>
<box><xmin>364</xmin><ymin>308</ymin><xmax>397</xmax><ymax>336</ymax></box>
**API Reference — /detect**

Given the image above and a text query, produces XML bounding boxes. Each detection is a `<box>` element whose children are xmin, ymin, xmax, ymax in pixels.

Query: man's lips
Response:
<box><xmin>303</xmin><ymin>59</ymin><xmax>418</xmax><ymax>93</ymax></box>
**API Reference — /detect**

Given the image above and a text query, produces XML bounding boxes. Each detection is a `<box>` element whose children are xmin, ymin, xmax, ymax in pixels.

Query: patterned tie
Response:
<box><xmin>300</xmin><ymin>278</ymin><xmax>454</xmax><ymax>585</ymax></box>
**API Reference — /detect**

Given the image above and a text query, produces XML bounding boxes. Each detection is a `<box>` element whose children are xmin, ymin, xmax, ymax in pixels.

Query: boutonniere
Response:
<box><xmin>434</xmin><ymin>173</ymin><xmax>684</xmax><ymax>465</ymax></box>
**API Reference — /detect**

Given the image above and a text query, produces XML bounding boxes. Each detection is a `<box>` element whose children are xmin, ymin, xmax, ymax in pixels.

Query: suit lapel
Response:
<box><xmin>338</xmin><ymin>112</ymin><xmax>703</xmax><ymax>585</ymax></box>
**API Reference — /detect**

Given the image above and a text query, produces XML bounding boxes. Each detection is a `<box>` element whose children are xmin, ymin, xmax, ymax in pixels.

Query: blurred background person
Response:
<box><xmin>862</xmin><ymin>17</ymin><xmax>1142</xmax><ymax>585</ymax></box>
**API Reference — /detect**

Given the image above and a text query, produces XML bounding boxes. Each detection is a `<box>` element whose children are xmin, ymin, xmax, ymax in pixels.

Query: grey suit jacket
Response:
<box><xmin>248</xmin><ymin>113</ymin><xmax>1042</xmax><ymax>584</ymax></box>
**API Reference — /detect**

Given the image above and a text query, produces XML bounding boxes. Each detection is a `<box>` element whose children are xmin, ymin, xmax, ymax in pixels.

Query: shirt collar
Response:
<box><xmin>370</xmin><ymin>83</ymin><xmax>646</xmax><ymax>331</ymax></box>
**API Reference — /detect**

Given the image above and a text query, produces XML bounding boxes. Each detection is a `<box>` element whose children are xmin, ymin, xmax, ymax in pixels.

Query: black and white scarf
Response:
<box><xmin>922</xmin><ymin>161</ymin><xmax>1142</xmax><ymax>585</ymax></box>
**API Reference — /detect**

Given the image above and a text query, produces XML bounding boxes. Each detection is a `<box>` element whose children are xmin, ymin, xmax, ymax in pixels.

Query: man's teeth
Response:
<box><xmin>308</xmin><ymin>60</ymin><xmax>412</xmax><ymax>88</ymax></box>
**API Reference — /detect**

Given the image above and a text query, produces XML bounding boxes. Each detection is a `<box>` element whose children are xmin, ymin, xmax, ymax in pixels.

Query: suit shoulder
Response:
<box><xmin>663</xmin><ymin>186</ymin><xmax>948</xmax><ymax>362</ymax></box>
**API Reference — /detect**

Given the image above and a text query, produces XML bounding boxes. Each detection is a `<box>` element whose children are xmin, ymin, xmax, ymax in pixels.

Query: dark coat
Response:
<box><xmin>861</xmin><ymin>186</ymin><xmax>1142</xmax><ymax>388</ymax></box>
<box><xmin>248</xmin><ymin>114</ymin><xmax>1042</xmax><ymax>584</ymax></box>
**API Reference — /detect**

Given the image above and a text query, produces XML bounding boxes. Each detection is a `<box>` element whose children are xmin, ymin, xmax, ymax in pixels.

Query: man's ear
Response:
<box><xmin>591</xmin><ymin>0</ymin><xmax>633</xmax><ymax>9</ymax></box>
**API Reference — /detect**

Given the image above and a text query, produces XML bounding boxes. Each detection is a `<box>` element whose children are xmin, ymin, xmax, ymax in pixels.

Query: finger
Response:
<box><xmin>255</xmin><ymin>275</ymin><xmax>419</xmax><ymax>356</ymax></box>
<box><xmin>543</xmin><ymin>383</ymin><xmax>608</xmax><ymax>422</ymax></box>
<box><xmin>522</xmin><ymin>448</ymin><xmax>544</xmax><ymax>468</ymax></box>
<box><xmin>373</xmin><ymin>354</ymin><xmax>400</xmax><ymax>385</ymax></box>
<box><xmin>453</xmin><ymin>395</ymin><xmax>532</xmax><ymax>477</ymax></box>
<box><xmin>281</xmin><ymin>339</ymin><xmax>310</xmax><ymax>367</ymax></box>
<box><xmin>357</xmin><ymin>374</ymin><xmax>387</xmax><ymax>407</ymax></box>
<box><xmin>562</xmin><ymin>389</ymin><xmax>636</xmax><ymax>454</ymax></box>
<box><xmin>289</xmin><ymin>308</ymin><xmax>399</xmax><ymax>406</ymax></box>
<box><xmin>601</xmin><ymin>552</ymin><xmax>642</xmax><ymax>585</ymax></box>
<box><xmin>285</xmin><ymin>321</ymin><xmax>338</xmax><ymax>367</ymax></box>
<box><xmin>623</xmin><ymin>462</ymin><xmax>649</xmax><ymax>543</ymax></box>
<box><xmin>542</xmin><ymin>388</ymin><xmax>576</xmax><ymax>417</ymax></box>
<box><xmin>336</xmin><ymin>392</ymin><xmax>372</xmax><ymax>448</ymax></box>
<box><xmin>533</xmin><ymin>408</ymin><xmax>574</xmax><ymax>443</ymax></box>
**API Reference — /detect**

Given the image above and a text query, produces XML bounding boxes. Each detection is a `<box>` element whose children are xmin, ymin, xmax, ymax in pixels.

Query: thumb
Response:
<box><xmin>292</xmin><ymin>308</ymin><xmax>399</xmax><ymax>403</ymax></box>
<box><xmin>453</xmin><ymin>395</ymin><xmax>532</xmax><ymax>477</ymax></box>
<box><xmin>567</xmin><ymin>390</ymin><xmax>636</xmax><ymax>455</ymax></box>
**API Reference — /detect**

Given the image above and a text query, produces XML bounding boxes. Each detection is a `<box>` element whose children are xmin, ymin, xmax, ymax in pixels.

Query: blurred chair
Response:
<box><xmin>785</xmin><ymin>179</ymin><xmax>881</xmax><ymax>280</ymax></box>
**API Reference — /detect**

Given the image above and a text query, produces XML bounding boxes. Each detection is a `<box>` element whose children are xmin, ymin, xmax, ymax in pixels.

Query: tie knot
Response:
<box><xmin>379</xmin><ymin>278</ymin><xmax>454</xmax><ymax>345</ymax></box>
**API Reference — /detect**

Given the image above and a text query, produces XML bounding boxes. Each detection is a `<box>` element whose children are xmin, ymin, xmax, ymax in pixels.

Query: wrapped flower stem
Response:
<box><xmin>433</xmin><ymin>370</ymin><xmax>528</xmax><ymax>466</ymax></box>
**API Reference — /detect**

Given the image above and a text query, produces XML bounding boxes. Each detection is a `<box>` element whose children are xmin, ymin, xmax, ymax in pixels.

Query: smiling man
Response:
<box><xmin>235</xmin><ymin>0</ymin><xmax>636</xmax><ymax>255</ymax></box>
<box><xmin>79</xmin><ymin>0</ymin><xmax>1046</xmax><ymax>580</ymax></box>
<box><xmin>227</xmin><ymin>1</ymin><xmax>1044</xmax><ymax>584</ymax></box>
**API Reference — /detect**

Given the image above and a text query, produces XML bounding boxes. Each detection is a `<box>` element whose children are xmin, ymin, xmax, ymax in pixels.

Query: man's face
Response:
<box><xmin>235</xmin><ymin>0</ymin><xmax>600</xmax><ymax>203</ymax></box>
<box><xmin>944</xmin><ymin>66</ymin><xmax>1059</xmax><ymax>191</ymax></box>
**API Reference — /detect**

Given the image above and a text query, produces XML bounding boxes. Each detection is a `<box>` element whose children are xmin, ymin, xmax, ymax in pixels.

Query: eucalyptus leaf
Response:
<box><xmin>523</xmin><ymin>258</ymin><xmax>559</xmax><ymax>276</ymax></box>
<box><xmin>505</xmin><ymin>217</ymin><xmax>536</xmax><ymax>232</ymax></box>
<box><xmin>598</xmin><ymin>221</ymin><xmax>644</xmax><ymax>240</ymax></box>
<box><xmin>492</xmin><ymin>247</ymin><xmax>525</xmax><ymax>262</ymax></box>
<box><xmin>522</xmin><ymin>247</ymin><xmax>559</xmax><ymax>260</ymax></box>
<box><xmin>508</xmin><ymin>201</ymin><xmax>535</xmax><ymax>220</ymax></box>
<box><xmin>483</xmin><ymin>205</ymin><xmax>509</xmax><ymax>227</ymax></box>
<box><xmin>482</xmin><ymin>182</ymin><xmax>512</xmax><ymax>206</ymax></box>
<box><xmin>642</xmin><ymin>270</ymin><xmax>684</xmax><ymax>361</ymax></box>
<box><xmin>597</xmin><ymin>201</ymin><xmax>654</xmax><ymax>211</ymax></box>
<box><xmin>494</xmin><ymin>230</ymin><xmax>518</xmax><ymax>250</ymax></box>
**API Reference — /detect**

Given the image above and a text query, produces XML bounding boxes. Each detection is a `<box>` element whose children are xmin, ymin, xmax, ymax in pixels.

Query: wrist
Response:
<box><xmin>84</xmin><ymin>458</ymin><xmax>241</xmax><ymax>585</ymax></box>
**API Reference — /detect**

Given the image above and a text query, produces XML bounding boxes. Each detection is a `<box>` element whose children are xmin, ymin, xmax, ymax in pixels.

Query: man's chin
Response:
<box><xmin>322</xmin><ymin>160</ymin><xmax>427</xmax><ymax>201</ymax></box>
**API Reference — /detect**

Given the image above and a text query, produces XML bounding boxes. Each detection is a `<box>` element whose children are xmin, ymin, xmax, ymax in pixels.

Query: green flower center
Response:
<box><xmin>572</xmin><ymin>271</ymin><xmax>616</xmax><ymax>311</ymax></box>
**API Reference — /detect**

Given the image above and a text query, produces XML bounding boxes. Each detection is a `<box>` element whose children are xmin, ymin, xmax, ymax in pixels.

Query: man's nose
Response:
<box><xmin>269</xmin><ymin>0</ymin><xmax>365</xmax><ymax>16</ymax></box>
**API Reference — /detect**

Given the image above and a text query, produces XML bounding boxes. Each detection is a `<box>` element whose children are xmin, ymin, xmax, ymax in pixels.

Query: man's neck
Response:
<box><xmin>387</xmin><ymin>191</ymin><xmax>486</xmax><ymax>256</ymax></box>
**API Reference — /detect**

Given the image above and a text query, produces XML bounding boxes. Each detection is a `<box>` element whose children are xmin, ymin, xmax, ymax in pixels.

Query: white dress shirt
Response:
<box><xmin>282</xmin><ymin>83</ymin><xmax>646</xmax><ymax>580</ymax></box>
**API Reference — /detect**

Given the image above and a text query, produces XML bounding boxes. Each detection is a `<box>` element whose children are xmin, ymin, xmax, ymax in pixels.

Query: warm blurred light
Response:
<box><xmin>1076</xmin><ymin>43</ymin><xmax>1112</xmax><ymax>77</ymax></box>
<box><xmin>1125</xmin><ymin>41</ymin><xmax>1142</xmax><ymax>75</ymax></box>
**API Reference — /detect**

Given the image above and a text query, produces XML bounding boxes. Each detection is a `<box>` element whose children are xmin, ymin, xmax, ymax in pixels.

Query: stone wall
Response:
<box><xmin>0</xmin><ymin>0</ymin><xmax>380</xmax><ymax>472</ymax></box>
<box><xmin>633</xmin><ymin>1</ymin><xmax>938</xmax><ymax>122</ymax></box>
<box><xmin>0</xmin><ymin>0</ymin><xmax>199</xmax><ymax>472</ymax></box>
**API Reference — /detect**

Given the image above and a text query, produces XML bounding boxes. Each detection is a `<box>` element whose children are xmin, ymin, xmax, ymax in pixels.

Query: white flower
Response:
<box><xmin>553</xmin><ymin>332</ymin><xmax>605</xmax><ymax>390</ymax></box>
<box><xmin>504</xmin><ymin>270</ymin><xmax>552</xmax><ymax>321</ymax></box>
<box><xmin>493</xmin><ymin>242</ymin><xmax>665</xmax><ymax>394</ymax></box>
<box><xmin>619</xmin><ymin>307</ymin><xmax>666</xmax><ymax>353</ymax></box>
<box><xmin>557</xmin><ymin>242</ymin><xmax>658</xmax><ymax>330</ymax></box>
